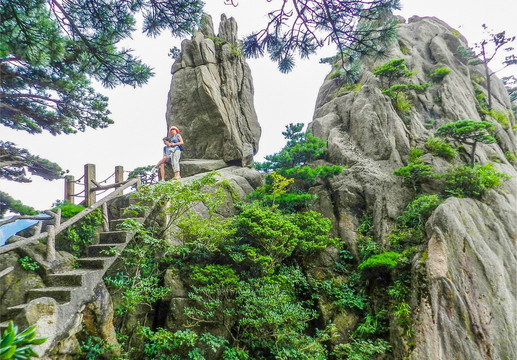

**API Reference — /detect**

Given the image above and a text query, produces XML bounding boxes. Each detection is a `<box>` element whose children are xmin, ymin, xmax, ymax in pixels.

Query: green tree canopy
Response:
<box><xmin>241</xmin><ymin>0</ymin><xmax>401</xmax><ymax>73</ymax></box>
<box><xmin>435</xmin><ymin>120</ymin><xmax>496</xmax><ymax>167</ymax></box>
<box><xmin>0</xmin><ymin>0</ymin><xmax>204</xmax><ymax>214</ymax></box>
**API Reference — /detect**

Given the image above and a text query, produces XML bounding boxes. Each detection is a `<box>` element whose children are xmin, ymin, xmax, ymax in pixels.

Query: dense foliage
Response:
<box><xmin>252</xmin><ymin>123</ymin><xmax>342</xmax><ymax>211</ymax></box>
<box><xmin>99</xmin><ymin>173</ymin><xmax>340</xmax><ymax>359</ymax></box>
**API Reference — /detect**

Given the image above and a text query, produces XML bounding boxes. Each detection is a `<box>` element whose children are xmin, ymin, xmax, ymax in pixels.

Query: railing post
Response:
<box><xmin>65</xmin><ymin>175</ymin><xmax>75</xmax><ymax>204</ymax></box>
<box><xmin>46</xmin><ymin>225</ymin><xmax>56</xmax><ymax>261</ymax></box>
<box><xmin>115</xmin><ymin>166</ymin><xmax>124</xmax><ymax>184</ymax></box>
<box><xmin>102</xmin><ymin>203</ymin><xmax>109</xmax><ymax>232</ymax></box>
<box><xmin>55</xmin><ymin>208</ymin><xmax>61</xmax><ymax>229</ymax></box>
<box><xmin>85</xmin><ymin>164</ymin><xmax>96</xmax><ymax>207</ymax></box>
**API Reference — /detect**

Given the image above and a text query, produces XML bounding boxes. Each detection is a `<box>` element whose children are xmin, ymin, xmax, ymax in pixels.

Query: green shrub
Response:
<box><xmin>489</xmin><ymin>109</ymin><xmax>510</xmax><ymax>128</ymax></box>
<box><xmin>358</xmin><ymin>251</ymin><xmax>400</xmax><ymax>271</ymax></box>
<box><xmin>429</xmin><ymin>67</ymin><xmax>451</xmax><ymax>82</ymax></box>
<box><xmin>373</xmin><ymin>58</ymin><xmax>414</xmax><ymax>86</ymax></box>
<box><xmin>19</xmin><ymin>256</ymin><xmax>40</xmax><ymax>271</ymax></box>
<box><xmin>79</xmin><ymin>335</ymin><xmax>114</xmax><ymax>360</ymax></box>
<box><xmin>425</xmin><ymin>137</ymin><xmax>458</xmax><ymax>160</ymax></box>
<box><xmin>505</xmin><ymin>151</ymin><xmax>517</xmax><ymax>164</ymax></box>
<box><xmin>394</xmin><ymin>149</ymin><xmax>434</xmax><ymax>191</ymax></box>
<box><xmin>439</xmin><ymin>163</ymin><xmax>510</xmax><ymax>198</ymax></box>
<box><xmin>52</xmin><ymin>201</ymin><xmax>85</xmax><ymax>219</ymax></box>
<box><xmin>337</xmin><ymin>83</ymin><xmax>363</xmax><ymax>96</ymax></box>
<box><xmin>334</xmin><ymin>338</ymin><xmax>391</xmax><ymax>360</ymax></box>
<box><xmin>0</xmin><ymin>321</ymin><xmax>46</xmax><ymax>359</ymax></box>
<box><xmin>61</xmin><ymin>209</ymin><xmax>102</xmax><ymax>257</ymax></box>
<box><xmin>435</xmin><ymin>119</ymin><xmax>496</xmax><ymax>167</ymax></box>
<box><xmin>397</xmin><ymin>194</ymin><xmax>443</xmax><ymax>229</ymax></box>
<box><xmin>253</xmin><ymin>123</ymin><xmax>342</xmax><ymax>211</ymax></box>
<box><xmin>138</xmin><ymin>327</ymin><xmax>227</xmax><ymax>360</ymax></box>
<box><xmin>394</xmin><ymin>92</ymin><xmax>412</xmax><ymax>114</ymax></box>
<box><xmin>312</xmin><ymin>272</ymin><xmax>366</xmax><ymax>311</ymax></box>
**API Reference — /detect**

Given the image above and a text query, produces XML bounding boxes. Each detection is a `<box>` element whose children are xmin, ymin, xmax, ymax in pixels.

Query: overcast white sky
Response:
<box><xmin>1</xmin><ymin>0</ymin><xmax>516</xmax><ymax>211</ymax></box>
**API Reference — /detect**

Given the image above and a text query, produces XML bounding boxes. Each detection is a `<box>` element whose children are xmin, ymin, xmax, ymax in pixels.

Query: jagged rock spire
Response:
<box><xmin>165</xmin><ymin>14</ymin><xmax>261</xmax><ymax>166</ymax></box>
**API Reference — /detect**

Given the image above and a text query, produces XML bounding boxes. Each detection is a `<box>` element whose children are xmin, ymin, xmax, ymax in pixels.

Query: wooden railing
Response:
<box><xmin>0</xmin><ymin>171</ymin><xmax>140</xmax><ymax>261</ymax></box>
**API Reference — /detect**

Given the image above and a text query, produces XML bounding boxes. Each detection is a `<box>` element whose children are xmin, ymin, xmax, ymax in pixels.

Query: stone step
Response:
<box><xmin>26</xmin><ymin>287</ymin><xmax>75</xmax><ymax>304</ymax></box>
<box><xmin>109</xmin><ymin>217</ymin><xmax>144</xmax><ymax>231</ymax></box>
<box><xmin>7</xmin><ymin>303</ymin><xmax>28</xmax><ymax>319</ymax></box>
<box><xmin>46</xmin><ymin>270</ymin><xmax>95</xmax><ymax>287</ymax></box>
<box><xmin>99</xmin><ymin>231</ymin><xmax>130</xmax><ymax>244</ymax></box>
<box><xmin>76</xmin><ymin>257</ymin><xmax>108</xmax><ymax>269</ymax></box>
<box><xmin>119</xmin><ymin>207</ymin><xmax>146</xmax><ymax>219</ymax></box>
<box><xmin>87</xmin><ymin>243</ymin><xmax>124</xmax><ymax>257</ymax></box>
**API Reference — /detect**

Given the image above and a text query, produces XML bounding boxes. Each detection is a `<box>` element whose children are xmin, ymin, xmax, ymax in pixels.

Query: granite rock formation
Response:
<box><xmin>165</xmin><ymin>14</ymin><xmax>261</xmax><ymax>166</ymax></box>
<box><xmin>308</xmin><ymin>15</ymin><xmax>517</xmax><ymax>359</ymax></box>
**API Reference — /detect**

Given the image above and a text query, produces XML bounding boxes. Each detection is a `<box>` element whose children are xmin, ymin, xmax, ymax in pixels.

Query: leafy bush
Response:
<box><xmin>488</xmin><ymin>109</ymin><xmax>510</xmax><ymax>128</ymax></box>
<box><xmin>429</xmin><ymin>67</ymin><xmax>451</xmax><ymax>82</ymax></box>
<box><xmin>79</xmin><ymin>335</ymin><xmax>114</xmax><ymax>360</ymax></box>
<box><xmin>439</xmin><ymin>163</ymin><xmax>510</xmax><ymax>198</ymax></box>
<box><xmin>334</xmin><ymin>338</ymin><xmax>391</xmax><ymax>360</ymax></box>
<box><xmin>253</xmin><ymin>124</ymin><xmax>342</xmax><ymax>210</ymax></box>
<box><xmin>425</xmin><ymin>137</ymin><xmax>458</xmax><ymax>160</ymax></box>
<box><xmin>373</xmin><ymin>58</ymin><xmax>414</xmax><ymax>86</ymax></box>
<box><xmin>336</xmin><ymin>83</ymin><xmax>363</xmax><ymax>96</ymax></box>
<box><xmin>52</xmin><ymin>201</ymin><xmax>84</xmax><ymax>218</ymax></box>
<box><xmin>138</xmin><ymin>327</ymin><xmax>227</xmax><ymax>360</ymax></box>
<box><xmin>396</xmin><ymin>194</ymin><xmax>443</xmax><ymax>229</ymax></box>
<box><xmin>61</xmin><ymin>209</ymin><xmax>102</xmax><ymax>257</ymax></box>
<box><xmin>393</xmin><ymin>149</ymin><xmax>434</xmax><ymax>191</ymax></box>
<box><xmin>0</xmin><ymin>321</ymin><xmax>46</xmax><ymax>359</ymax></box>
<box><xmin>312</xmin><ymin>272</ymin><xmax>366</xmax><ymax>311</ymax></box>
<box><xmin>19</xmin><ymin>256</ymin><xmax>40</xmax><ymax>271</ymax></box>
<box><xmin>254</xmin><ymin>123</ymin><xmax>327</xmax><ymax>172</ymax></box>
<box><xmin>358</xmin><ymin>252</ymin><xmax>400</xmax><ymax>271</ymax></box>
<box><xmin>234</xmin><ymin>204</ymin><xmax>339</xmax><ymax>273</ymax></box>
<box><xmin>505</xmin><ymin>151</ymin><xmax>517</xmax><ymax>164</ymax></box>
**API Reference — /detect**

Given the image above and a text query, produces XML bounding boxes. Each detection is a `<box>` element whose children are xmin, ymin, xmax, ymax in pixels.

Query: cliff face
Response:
<box><xmin>309</xmin><ymin>15</ymin><xmax>517</xmax><ymax>359</ymax></box>
<box><xmin>165</xmin><ymin>14</ymin><xmax>261</xmax><ymax>166</ymax></box>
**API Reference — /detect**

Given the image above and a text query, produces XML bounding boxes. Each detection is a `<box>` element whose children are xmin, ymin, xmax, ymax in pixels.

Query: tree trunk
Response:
<box><xmin>485</xmin><ymin>63</ymin><xmax>492</xmax><ymax>109</ymax></box>
<box><xmin>470</xmin><ymin>141</ymin><xmax>478</xmax><ymax>168</ymax></box>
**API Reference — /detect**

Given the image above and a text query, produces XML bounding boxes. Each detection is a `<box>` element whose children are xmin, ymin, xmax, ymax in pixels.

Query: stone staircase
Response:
<box><xmin>0</xmin><ymin>199</ymin><xmax>150</xmax><ymax>336</ymax></box>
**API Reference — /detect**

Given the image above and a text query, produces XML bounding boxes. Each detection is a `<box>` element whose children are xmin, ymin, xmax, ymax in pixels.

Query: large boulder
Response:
<box><xmin>412</xmin><ymin>177</ymin><xmax>517</xmax><ymax>360</ymax></box>
<box><xmin>166</xmin><ymin>14</ymin><xmax>261</xmax><ymax>166</ymax></box>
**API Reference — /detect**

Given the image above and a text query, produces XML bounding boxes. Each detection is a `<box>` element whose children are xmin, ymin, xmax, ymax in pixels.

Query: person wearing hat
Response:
<box><xmin>153</xmin><ymin>126</ymin><xmax>184</xmax><ymax>180</ymax></box>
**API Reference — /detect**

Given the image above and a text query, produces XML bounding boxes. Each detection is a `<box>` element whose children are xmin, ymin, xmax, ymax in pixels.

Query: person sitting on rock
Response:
<box><xmin>153</xmin><ymin>137</ymin><xmax>173</xmax><ymax>181</ymax></box>
<box><xmin>153</xmin><ymin>126</ymin><xmax>184</xmax><ymax>180</ymax></box>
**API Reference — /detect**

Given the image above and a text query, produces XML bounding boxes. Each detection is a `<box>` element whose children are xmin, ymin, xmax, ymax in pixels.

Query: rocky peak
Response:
<box><xmin>309</xmin><ymin>15</ymin><xmax>517</xmax><ymax>359</ymax></box>
<box><xmin>166</xmin><ymin>14</ymin><xmax>261</xmax><ymax>166</ymax></box>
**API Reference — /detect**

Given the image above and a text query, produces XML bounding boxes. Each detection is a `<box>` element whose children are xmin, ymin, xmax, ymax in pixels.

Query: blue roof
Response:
<box><xmin>0</xmin><ymin>215</ymin><xmax>46</xmax><ymax>246</ymax></box>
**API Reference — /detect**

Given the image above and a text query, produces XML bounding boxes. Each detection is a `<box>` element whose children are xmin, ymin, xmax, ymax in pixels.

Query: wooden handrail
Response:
<box><xmin>0</xmin><ymin>177</ymin><xmax>140</xmax><ymax>256</ymax></box>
